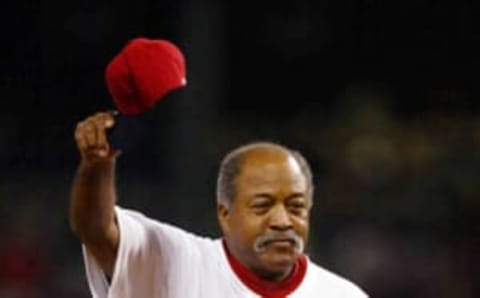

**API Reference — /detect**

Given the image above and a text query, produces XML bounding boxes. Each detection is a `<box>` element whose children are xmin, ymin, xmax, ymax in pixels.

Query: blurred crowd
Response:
<box><xmin>2</xmin><ymin>0</ymin><xmax>479</xmax><ymax>297</ymax></box>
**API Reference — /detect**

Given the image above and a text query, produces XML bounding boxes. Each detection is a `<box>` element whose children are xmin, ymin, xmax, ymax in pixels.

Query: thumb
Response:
<box><xmin>105</xmin><ymin>111</ymin><xmax>118</xmax><ymax>129</ymax></box>
<box><xmin>109</xmin><ymin>148</ymin><xmax>122</xmax><ymax>158</ymax></box>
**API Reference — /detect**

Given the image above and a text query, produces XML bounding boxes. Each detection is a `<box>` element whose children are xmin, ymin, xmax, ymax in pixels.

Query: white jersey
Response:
<box><xmin>82</xmin><ymin>207</ymin><xmax>368</xmax><ymax>298</ymax></box>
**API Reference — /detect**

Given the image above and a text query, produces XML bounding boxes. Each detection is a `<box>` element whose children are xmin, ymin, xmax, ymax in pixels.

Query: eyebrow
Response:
<box><xmin>285</xmin><ymin>193</ymin><xmax>307</xmax><ymax>201</ymax></box>
<box><xmin>251</xmin><ymin>193</ymin><xmax>275</xmax><ymax>200</ymax></box>
<box><xmin>251</xmin><ymin>192</ymin><xmax>306</xmax><ymax>200</ymax></box>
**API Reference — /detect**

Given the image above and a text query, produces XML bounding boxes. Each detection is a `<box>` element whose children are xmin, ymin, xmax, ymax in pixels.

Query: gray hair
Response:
<box><xmin>216</xmin><ymin>142</ymin><xmax>314</xmax><ymax>208</ymax></box>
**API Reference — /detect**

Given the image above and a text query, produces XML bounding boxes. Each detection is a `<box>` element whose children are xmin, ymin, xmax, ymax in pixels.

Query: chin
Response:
<box><xmin>258</xmin><ymin>258</ymin><xmax>295</xmax><ymax>281</ymax></box>
<box><xmin>261</xmin><ymin>250</ymin><xmax>297</xmax><ymax>273</ymax></box>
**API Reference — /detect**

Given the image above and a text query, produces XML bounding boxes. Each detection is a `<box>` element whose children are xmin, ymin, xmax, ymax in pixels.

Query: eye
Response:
<box><xmin>287</xmin><ymin>201</ymin><xmax>307</xmax><ymax>215</ymax></box>
<box><xmin>289</xmin><ymin>203</ymin><xmax>305</xmax><ymax>210</ymax></box>
<box><xmin>250</xmin><ymin>200</ymin><xmax>272</xmax><ymax>214</ymax></box>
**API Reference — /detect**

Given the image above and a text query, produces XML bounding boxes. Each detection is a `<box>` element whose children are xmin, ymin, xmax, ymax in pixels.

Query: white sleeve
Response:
<box><xmin>82</xmin><ymin>244</ymin><xmax>109</xmax><ymax>298</ymax></box>
<box><xmin>82</xmin><ymin>206</ymin><xmax>201</xmax><ymax>298</ymax></box>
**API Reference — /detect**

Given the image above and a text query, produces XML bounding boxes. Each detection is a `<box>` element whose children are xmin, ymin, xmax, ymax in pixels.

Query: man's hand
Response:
<box><xmin>74</xmin><ymin>111</ymin><xmax>120</xmax><ymax>164</ymax></box>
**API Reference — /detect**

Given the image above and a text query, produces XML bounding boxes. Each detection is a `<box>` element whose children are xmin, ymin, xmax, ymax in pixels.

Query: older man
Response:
<box><xmin>70</xmin><ymin>112</ymin><xmax>368</xmax><ymax>297</ymax></box>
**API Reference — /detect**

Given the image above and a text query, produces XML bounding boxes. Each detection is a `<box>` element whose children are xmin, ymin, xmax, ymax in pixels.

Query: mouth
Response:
<box><xmin>262</xmin><ymin>238</ymin><xmax>297</xmax><ymax>251</ymax></box>
<box><xmin>265</xmin><ymin>238</ymin><xmax>294</xmax><ymax>245</ymax></box>
<box><xmin>254</xmin><ymin>232</ymin><xmax>305</xmax><ymax>253</ymax></box>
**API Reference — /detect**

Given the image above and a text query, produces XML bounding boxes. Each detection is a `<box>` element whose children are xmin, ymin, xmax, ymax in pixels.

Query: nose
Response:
<box><xmin>269</xmin><ymin>205</ymin><xmax>293</xmax><ymax>231</ymax></box>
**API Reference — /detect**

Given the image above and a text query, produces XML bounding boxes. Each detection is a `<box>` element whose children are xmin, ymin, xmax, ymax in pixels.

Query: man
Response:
<box><xmin>70</xmin><ymin>111</ymin><xmax>368</xmax><ymax>297</ymax></box>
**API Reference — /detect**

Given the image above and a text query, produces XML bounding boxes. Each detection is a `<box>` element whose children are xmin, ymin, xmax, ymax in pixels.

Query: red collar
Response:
<box><xmin>222</xmin><ymin>240</ymin><xmax>307</xmax><ymax>298</ymax></box>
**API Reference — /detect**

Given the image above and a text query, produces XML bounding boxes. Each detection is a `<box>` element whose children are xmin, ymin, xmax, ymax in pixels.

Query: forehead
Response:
<box><xmin>235</xmin><ymin>148</ymin><xmax>307</xmax><ymax>192</ymax></box>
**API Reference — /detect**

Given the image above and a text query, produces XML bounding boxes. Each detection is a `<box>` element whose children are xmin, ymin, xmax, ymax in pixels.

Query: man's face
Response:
<box><xmin>218</xmin><ymin>149</ymin><xmax>311</xmax><ymax>281</ymax></box>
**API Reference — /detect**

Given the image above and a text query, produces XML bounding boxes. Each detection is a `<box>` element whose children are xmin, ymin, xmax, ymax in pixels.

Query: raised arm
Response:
<box><xmin>70</xmin><ymin>111</ymin><xmax>120</xmax><ymax>277</ymax></box>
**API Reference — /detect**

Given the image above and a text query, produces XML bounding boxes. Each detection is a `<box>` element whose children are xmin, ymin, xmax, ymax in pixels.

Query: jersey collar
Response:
<box><xmin>222</xmin><ymin>240</ymin><xmax>307</xmax><ymax>298</ymax></box>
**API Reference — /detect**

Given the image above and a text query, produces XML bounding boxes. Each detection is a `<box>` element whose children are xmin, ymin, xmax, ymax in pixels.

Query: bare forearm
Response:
<box><xmin>71</xmin><ymin>112</ymin><xmax>120</xmax><ymax>276</ymax></box>
<box><xmin>70</xmin><ymin>160</ymin><xmax>117</xmax><ymax>243</ymax></box>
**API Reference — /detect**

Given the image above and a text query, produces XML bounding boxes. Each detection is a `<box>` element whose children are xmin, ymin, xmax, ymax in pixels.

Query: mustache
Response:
<box><xmin>253</xmin><ymin>230</ymin><xmax>304</xmax><ymax>253</ymax></box>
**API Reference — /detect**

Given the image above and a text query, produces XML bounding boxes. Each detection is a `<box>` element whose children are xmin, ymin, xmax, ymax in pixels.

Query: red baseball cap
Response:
<box><xmin>105</xmin><ymin>37</ymin><xmax>187</xmax><ymax>115</ymax></box>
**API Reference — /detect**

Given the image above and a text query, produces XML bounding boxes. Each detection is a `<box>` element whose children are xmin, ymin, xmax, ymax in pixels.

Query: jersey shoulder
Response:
<box><xmin>302</xmin><ymin>258</ymin><xmax>368</xmax><ymax>297</ymax></box>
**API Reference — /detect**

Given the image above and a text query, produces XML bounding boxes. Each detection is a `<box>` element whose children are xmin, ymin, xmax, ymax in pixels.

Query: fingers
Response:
<box><xmin>74</xmin><ymin>112</ymin><xmax>117</xmax><ymax>161</ymax></box>
<box><xmin>95</xmin><ymin>112</ymin><xmax>115</xmax><ymax>150</ymax></box>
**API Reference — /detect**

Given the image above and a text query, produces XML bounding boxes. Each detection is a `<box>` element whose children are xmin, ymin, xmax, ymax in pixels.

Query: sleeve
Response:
<box><xmin>82</xmin><ymin>206</ymin><xmax>188</xmax><ymax>298</ymax></box>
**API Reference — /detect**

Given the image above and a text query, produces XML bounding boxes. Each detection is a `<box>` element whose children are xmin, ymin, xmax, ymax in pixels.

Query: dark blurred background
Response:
<box><xmin>1</xmin><ymin>0</ymin><xmax>479</xmax><ymax>297</ymax></box>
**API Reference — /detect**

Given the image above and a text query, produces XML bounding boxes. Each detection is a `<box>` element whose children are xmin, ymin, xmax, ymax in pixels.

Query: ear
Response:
<box><xmin>217</xmin><ymin>203</ymin><xmax>231</xmax><ymax>236</ymax></box>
